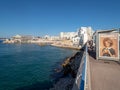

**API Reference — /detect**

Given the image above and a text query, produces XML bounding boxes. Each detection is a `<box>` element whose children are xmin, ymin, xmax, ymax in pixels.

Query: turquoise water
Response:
<box><xmin>0</xmin><ymin>42</ymin><xmax>77</xmax><ymax>90</ymax></box>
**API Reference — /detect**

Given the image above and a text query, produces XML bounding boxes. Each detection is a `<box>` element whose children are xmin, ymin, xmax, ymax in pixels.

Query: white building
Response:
<box><xmin>60</xmin><ymin>32</ymin><xmax>78</xmax><ymax>40</ymax></box>
<box><xmin>78</xmin><ymin>27</ymin><xmax>94</xmax><ymax>46</ymax></box>
<box><xmin>72</xmin><ymin>36</ymin><xmax>80</xmax><ymax>47</ymax></box>
<box><xmin>44</xmin><ymin>35</ymin><xmax>60</xmax><ymax>41</ymax></box>
<box><xmin>49</xmin><ymin>36</ymin><xmax>60</xmax><ymax>41</ymax></box>
<box><xmin>60</xmin><ymin>27</ymin><xmax>94</xmax><ymax>47</ymax></box>
<box><xmin>12</xmin><ymin>34</ymin><xmax>22</xmax><ymax>43</ymax></box>
<box><xmin>12</xmin><ymin>34</ymin><xmax>21</xmax><ymax>39</ymax></box>
<box><xmin>44</xmin><ymin>35</ymin><xmax>50</xmax><ymax>39</ymax></box>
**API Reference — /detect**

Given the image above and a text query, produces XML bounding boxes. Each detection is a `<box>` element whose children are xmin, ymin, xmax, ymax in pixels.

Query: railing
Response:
<box><xmin>72</xmin><ymin>45</ymin><xmax>91</xmax><ymax>90</ymax></box>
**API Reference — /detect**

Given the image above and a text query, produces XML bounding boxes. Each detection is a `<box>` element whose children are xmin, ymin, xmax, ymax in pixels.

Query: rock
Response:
<box><xmin>50</xmin><ymin>51</ymin><xmax>84</xmax><ymax>90</ymax></box>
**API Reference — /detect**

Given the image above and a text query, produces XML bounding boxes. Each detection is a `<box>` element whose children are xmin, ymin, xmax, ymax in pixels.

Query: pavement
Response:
<box><xmin>89</xmin><ymin>54</ymin><xmax>120</xmax><ymax>90</ymax></box>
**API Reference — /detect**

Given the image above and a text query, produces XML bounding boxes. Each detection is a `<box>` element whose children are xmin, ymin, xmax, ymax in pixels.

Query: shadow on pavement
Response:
<box><xmin>88</xmin><ymin>49</ymin><xmax>96</xmax><ymax>60</ymax></box>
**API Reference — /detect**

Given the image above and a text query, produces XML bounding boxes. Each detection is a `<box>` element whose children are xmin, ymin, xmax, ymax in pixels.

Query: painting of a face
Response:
<box><xmin>99</xmin><ymin>33</ymin><xmax>119</xmax><ymax>58</ymax></box>
<box><xmin>103</xmin><ymin>38</ymin><xmax>113</xmax><ymax>47</ymax></box>
<box><xmin>105</xmin><ymin>41</ymin><xmax>111</xmax><ymax>47</ymax></box>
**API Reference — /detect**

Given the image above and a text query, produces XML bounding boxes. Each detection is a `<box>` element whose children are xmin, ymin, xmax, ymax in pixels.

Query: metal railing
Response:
<box><xmin>72</xmin><ymin>45</ymin><xmax>91</xmax><ymax>90</ymax></box>
<box><xmin>79</xmin><ymin>45</ymin><xmax>88</xmax><ymax>90</ymax></box>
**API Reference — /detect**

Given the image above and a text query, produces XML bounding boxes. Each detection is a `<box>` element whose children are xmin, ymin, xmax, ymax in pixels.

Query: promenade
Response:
<box><xmin>89</xmin><ymin>51</ymin><xmax>120</xmax><ymax>90</ymax></box>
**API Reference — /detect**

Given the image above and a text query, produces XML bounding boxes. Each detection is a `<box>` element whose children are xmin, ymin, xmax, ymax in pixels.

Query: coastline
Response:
<box><xmin>50</xmin><ymin>50</ymin><xmax>84</xmax><ymax>90</ymax></box>
<box><xmin>51</xmin><ymin>44</ymin><xmax>81</xmax><ymax>50</ymax></box>
<box><xmin>2</xmin><ymin>39</ymin><xmax>81</xmax><ymax>50</ymax></box>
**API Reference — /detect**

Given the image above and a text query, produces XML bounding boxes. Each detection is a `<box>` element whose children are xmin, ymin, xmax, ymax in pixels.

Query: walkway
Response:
<box><xmin>89</xmin><ymin>54</ymin><xmax>120</xmax><ymax>90</ymax></box>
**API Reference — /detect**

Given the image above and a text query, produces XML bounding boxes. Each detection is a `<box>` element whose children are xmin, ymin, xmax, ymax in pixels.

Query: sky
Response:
<box><xmin>0</xmin><ymin>0</ymin><xmax>120</xmax><ymax>37</ymax></box>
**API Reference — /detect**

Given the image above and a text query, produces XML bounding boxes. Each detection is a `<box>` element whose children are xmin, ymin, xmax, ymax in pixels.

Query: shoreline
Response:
<box><xmin>50</xmin><ymin>50</ymin><xmax>84</xmax><ymax>90</ymax></box>
<box><xmin>51</xmin><ymin>44</ymin><xmax>81</xmax><ymax>50</ymax></box>
<box><xmin>2</xmin><ymin>39</ymin><xmax>81</xmax><ymax>50</ymax></box>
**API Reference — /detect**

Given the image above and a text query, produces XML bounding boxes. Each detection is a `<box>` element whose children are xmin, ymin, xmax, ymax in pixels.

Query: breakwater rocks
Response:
<box><xmin>50</xmin><ymin>51</ymin><xmax>84</xmax><ymax>90</ymax></box>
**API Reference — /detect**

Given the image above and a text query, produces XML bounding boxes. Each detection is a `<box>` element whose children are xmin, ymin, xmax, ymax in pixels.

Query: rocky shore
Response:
<box><xmin>51</xmin><ymin>40</ymin><xmax>81</xmax><ymax>50</ymax></box>
<box><xmin>50</xmin><ymin>50</ymin><xmax>84</xmax><ymax>90</ymax></box>
<box><xmin>51</xmin><ymin>44</ymin><xmax>81</xmax><ymax>50</ymax></box>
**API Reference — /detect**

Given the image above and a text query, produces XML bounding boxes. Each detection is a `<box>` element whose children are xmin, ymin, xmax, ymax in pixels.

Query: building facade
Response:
<box><xmin>60</xmin><ymin>32</ymin><xmax>78</xmax><ymax>40</ymax></box>
<box><xmin>78</xmin><ymin>27</ymin><xmax>94</xmax><ymax>46</ymax></box>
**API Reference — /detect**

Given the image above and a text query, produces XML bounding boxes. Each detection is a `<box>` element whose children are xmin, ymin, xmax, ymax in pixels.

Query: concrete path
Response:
<box><xmin>89</xmin><ymin>55</ymin><xmax>120</xmax><ymax>90</ymax></box>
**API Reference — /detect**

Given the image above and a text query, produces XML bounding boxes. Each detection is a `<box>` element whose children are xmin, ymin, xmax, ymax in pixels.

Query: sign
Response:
<box><xmin>98</xmin><ymin>33</ymin><xmax>119</xmax><ymax>60</ymax></box>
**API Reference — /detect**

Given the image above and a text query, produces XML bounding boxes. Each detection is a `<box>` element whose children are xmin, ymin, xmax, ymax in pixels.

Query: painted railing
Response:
<box><xmin>72</xmin><ymin>45</ymin><xmax>91</xmax><ymax>90</ymax></box>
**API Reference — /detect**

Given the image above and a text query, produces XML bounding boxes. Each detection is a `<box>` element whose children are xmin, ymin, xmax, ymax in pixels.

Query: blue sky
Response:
<box><xmin>0</xmin><ymin>0</ymin><xmax>120</xmax><ymax>37</ymax></box>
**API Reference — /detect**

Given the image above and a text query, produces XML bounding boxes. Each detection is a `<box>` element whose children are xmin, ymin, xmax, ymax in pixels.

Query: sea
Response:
<box><xmin>0</xmin><ymin>40</ymin><xmax>77</xmax><ymax>90</ymax></box>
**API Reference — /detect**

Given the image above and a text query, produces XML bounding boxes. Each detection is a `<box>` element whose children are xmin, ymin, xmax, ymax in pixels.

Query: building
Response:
<box><xmin>21</xmin><ymin>35</ymin><xmax>33</xmax><ymax>43</ymax></box>
<box><xmin>12</xmin><ymin>34</ymin><xmax>22</xmax><ymax>43</ymax></box>
<box><xmin>60</xmin><ymin>27</ymin><xmax>94</xmax><ymax>47</ymax></box>
<box><xmin>44</xmin><ymin>35</ymin><xmax>60</xmax><ymax>41</ymax></box>
<box><xmin>49</xmin><ymin>36</ymin><xmax>60</xmax><ymax>41</ymax></box>
<box><xmin>60</xmin><ymin>32</ymin><xmax>78</xmax><ymax>40</ymax></box>
<box><xmin>44</xmin><ymin>35</ymin><xmax>50</xmax><ymax>39</ymax></box>
<box><xmin>11</xmin><ymin>34</ymin><xmax>34</xmax><ymax>43</ymax></box>
<box><xmin>72</xmin><ymin>36</ymin><xmax>80</xmax><ymax>47</ymax></box>
<box><xmin>78</xmin><ymin>27</ymin><xmax>94</xmax><ymax>46</ymax></box>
